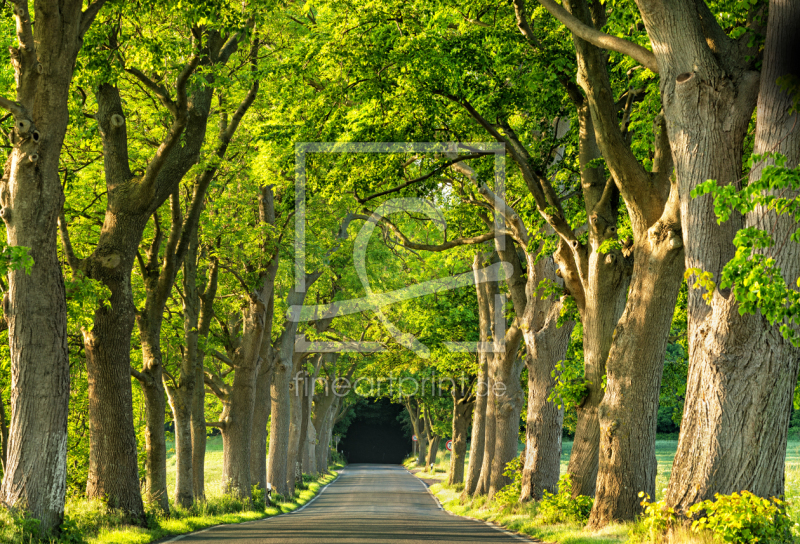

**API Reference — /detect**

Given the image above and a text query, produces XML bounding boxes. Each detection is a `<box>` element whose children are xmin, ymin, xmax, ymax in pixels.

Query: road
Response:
<box><xmin>169</xmin><ymin>464</ymin><xmax>535</xmax><ymax>543</ymax></box>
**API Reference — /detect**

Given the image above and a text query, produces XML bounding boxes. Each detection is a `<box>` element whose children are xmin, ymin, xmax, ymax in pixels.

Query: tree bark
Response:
<box><xmin>191</xmin><ymin>254</ymin><xmax>217</xmax><ymax>501</ymax></box>
<box><xmin>82</xmin><ymin>52</ymin><xmax>204</xmax><ymax>515</ymax></box>
<box><xmin>167</xmin><ymin>239</ymin><xmax>217</xmax><ymax>506</ymax></box>
<box><xmin>416</xmin><ymin>411</ymin><xmax>429</xmax><ymax>467</ymax></box>
<box><xmin>426</xmin><ymin>435</ymin><xmax>441</xmax><ymax>469</ymax></box>
<box><xmin>589</xmin><ymin>183</ymin><xmax>684</xmax><ymax>524</ymax></box>
<box><xmin>488</xmin><ymin>333</ymin><xmax>524</xmax><ymax>499</ymax></box>
<box><xmin>447</xmin><ymin>384</ymin><xmax>473</xmax><ymax>485</ymax></box>
<box><xmin>286</xmin><ymin>356</ymin><xmax>308</xmax><ymax>489</ymax></box>
<box><xmin>266</xmin><ymin>277</ymin><xmax>321</xmax><ymax>497</ymax></box>
<box><xmin>475</xmin><ymin>366</ymin><xmax>496</xmax><ymax>496</ymax></box>
<box><xmin>220</xmin><ymin>298</ymin><xmax>266</xmax><ymax>498</ymax></box>
<box><xmin>520</xmin><ymin>260</ymin><xmax>574</xmax><ymax>501</ymax></box>
<box><xmin>0</xmin><ymin>0</ymin><xmax>105</xmax><ymax>533</ymax></box>
<box><xmin>250</xmin><ymin>346</ymin><xmax>273</xmax><ymax>491</ymax></box>
<box><xmin>463</xmin><ymin>366</ymin><xmax>487</xmax><ymax>496</ymax></box>
<box><xmin>313</xmin><ymin>360</ymin><xmax>341</xmax><ymax>473</ymax></box>
<box><xmin>653</xmin><ymin>0</ymin><xmax>800</xmax><ymax>512</ymax></box>
<box><xmin>137</xmin><ymin>325</ymin><xmax>169</xmax><ymax>511</ymax></box>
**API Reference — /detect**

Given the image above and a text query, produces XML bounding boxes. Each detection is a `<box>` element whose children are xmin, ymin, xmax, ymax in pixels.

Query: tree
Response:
<box><xmin>0</xmin><ymin>0</ymin><xmax>106</xmax><ymax>533</ymax></box>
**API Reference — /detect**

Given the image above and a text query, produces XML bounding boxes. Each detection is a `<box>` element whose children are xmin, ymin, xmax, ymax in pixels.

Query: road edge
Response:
<box><xmin>158</xmin><ymin>468</ymin><xmax>343</xmax><ymax>543</ymax></box>
<box><xmin>405</xmin><ymin>468</ymin><xmax>543</xmax><ymax>544</ymax></box>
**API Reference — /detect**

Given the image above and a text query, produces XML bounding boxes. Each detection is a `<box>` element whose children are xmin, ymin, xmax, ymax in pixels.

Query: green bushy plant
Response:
<box><xmin>494</xmin><ymin>456</ymin><xmax>522</xmax><ymax>507</ymax></box>
<box><xmin>628</xmin><ymin>493</ymin><xmax>680</xmax><ymax>542</ymax></box>
<box><xmin>688</xmin><ymin>491</ymin><xmax>794</xmax><ymax>543</ymax></box>
<box><xmin>537</xmin><ymin>474</ymin><xmax>593</xmax><ymax>524</ymax></box>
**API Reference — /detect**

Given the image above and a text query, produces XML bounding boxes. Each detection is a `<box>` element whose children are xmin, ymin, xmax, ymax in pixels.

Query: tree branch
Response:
<box><xmin>11</xmin><ymin>1</ymin><xmax>34</xmax><ymax>53</ymax></box>
<box><xmin>58</xmin><ymin>213</ymin><xmax>82</xmax><ymax>275</ymax></box>
<box><xmin>80</xmin><ymin>0</ymin><xmax>109</xmax><ymax>38</ymax></box>
<box><xmin>357</xmin><ymin>152</ymin><xmax>492</xmax><ymax>204</ymax></box>
<box><xmin>138</xmin><ymin>54</ymin><xmax>200</xmax><ymax>197</ymax></box>
<box><xmin>535</xmin><ymin>0</ymin><xmax>659</xmax><ymax>73</ymax></box>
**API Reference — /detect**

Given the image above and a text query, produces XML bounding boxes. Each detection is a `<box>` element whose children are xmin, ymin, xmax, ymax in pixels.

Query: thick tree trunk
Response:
<box><xmin>589</xmin><ymin>182</ymin><xmax>684</xmax><ymax>524</ymax></box>
<box><xmin>564</xmin><ymin>231</ymin><xmax>630</xmax><ymax>500</ymax></box>
<box><xmin>416</xmin><ymin>415</ymin><xmax>429</xmax><ymax>466</ymax></box>
<box><xmin>304</xmin><ymin>421</ymin><xmax>317</xmax><ymax>476</ymax></box>
<box><xmin>426</xmin><ymin>435</ymin><xmax>441</xmax><ymax>469</ymax></box>
<box><xmin>84</xmin><ymin>264</ymin><xmax>145</xmax><ymax>517</ymax></box>
<box><xmin>658</xmin><ymin>1</ymin><xmax>800</xmax><ymax>512</ymax></box>
<box><xmin>250</xmin><ymin>357</ymin><xmax>273</xmax><ymax>491</ymax></box>
<box><xmin>316</xmin><ymin>400</ymin><xmax>336</xmax><ymax>471</ymax></box>
<box><xmin>447</xmin><ymin>387</ymin><xmax>473</xmax><ymax>485</ymax></box>
<box><xmin>166</xmin><ymin>385</ymin><xmax>192</xmax><ymax>507</ymax></box>
<box><xmin>191</xmin><ymin>266</ymin><xmax>216</xmax><ymax>501</ymax></box>
<box><xmin>286</xmin><ymin>360</ymin><xmax>307</xmax><ymax>488</ymax></box>
<box><xmin>192</xmin><ymin>359</ymin><xmax>207</xmax><ymax>500</ymax></box>
<box><xmin>488</xmin><ymin>338</ymin><xmax>525</xmax><ymax>499</ymax></box>
<box><xmin>520</xmin><ymin>308</ymin><xmax>574</xmax><ymax>500</ymax></box>
<box><xmin>475</xmin><ymin>367</ymin><xmax>496</xmax><ymax>496</ymax></box>
<box><xmin>138</xmin><ymin>325</ymin><xmax>170</xmax><ymax>512</ymax></box>
<box><xmin>464</xmin><ymin>253</ymin><xmax>495</xmax><ymax>496</ymax></box>
<box><xmin>220</xmin><ymin>299</ymin><xmax>266</xmax><ymax>498</ymax></box>
<box><xmin>265</xmin><ymin>276</ymin><xmax>319</xmax><ymax>498</ymax></box>
<box><xmin>0</xmin><ymin>393</ymin><xmax>8</xmax><ymax>471</ymax></box>
<box><xmin>299</xmin><ymin>362</ymin><xmax>319</xmax><ymax>477</ymax></box>
<box><xmin>314</xmin><ymin>386</ymin><xmax>338</xmax><ymax>473</ymax></box>
<box><xmin>267</xmin><ymin>351</ymin><xmax>292</xmax><ymax>497</ymax></box>
<box><xmin>0</xmin><ymin>1</ymin><xmax>103</xmax><ymax>533</ymax></box>
<box><xmin>463</xmin><ymin>367</ymin><xmax>487</xmax><ymax>496</ymax></box>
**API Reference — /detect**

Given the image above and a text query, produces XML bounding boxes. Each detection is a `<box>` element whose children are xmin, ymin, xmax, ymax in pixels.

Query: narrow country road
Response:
<box><xmin>169</xmin><ymin>465</ymin><xmax>535</xmax><ymax>543</ymax></box>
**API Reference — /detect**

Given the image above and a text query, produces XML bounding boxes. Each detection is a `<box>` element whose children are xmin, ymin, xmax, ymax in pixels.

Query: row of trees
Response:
<box><xmin>0</xmin><ymin>0</ymin><xmax>798</xmax><ymax>537</ymax></box>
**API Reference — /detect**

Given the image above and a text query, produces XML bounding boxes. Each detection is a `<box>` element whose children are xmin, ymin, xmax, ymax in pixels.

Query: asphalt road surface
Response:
<box><xmin>169</xmin><ymin>464</ymin><xmax>535</xmax><ymax>543</ymax></box>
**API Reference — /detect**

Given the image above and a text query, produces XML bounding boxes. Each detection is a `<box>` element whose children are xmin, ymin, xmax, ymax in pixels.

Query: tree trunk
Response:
<box><xmin>416</xmin><ymin>414</ymin><xmax>429</xmax><ymax>466</ymax></box>
<box><xmin>166</xmin><ymin>384</ymin><xmax>192</xmax><ymax>507</ymax></box>
<box><xmin>0</xmin><ymin>392</ymin><xmax>8</xmax><ymax>472</ymax></box>
<box><xmin>267</xmin><ymin>350</ymin><xmax>292</xmax><ymax>497</ymax></box>
<box><xmin>426</xmin><ymin>435</ymin><xmax>440</xmax><ymax>469</ymax></box>
<box><xmin>464</xmin><ymin>252</ymin><xmax>496</xmax><ymax>496</ymax></box>
<box><xmin>138</xmin><ymin>324</ymin><xmax>170</xmax><ymax>512</ymax></box>
<box><xmin>589</xmin><ymin>181</ymin><xmax>684</xmax><ymax>524</ymax></box>
<box><xmin>314</xmin><ymin>383</ymin><xmax>339</xmax><ymax>473</ymax></box>
<box><xmin>286</xmin><ymin>358</ymin><xmax>307</xmax><ymax>489</ymax></box>
<box><xmin>0</xmin><ymin>1</ymin><xmax>104</xmax><ymax>533</ymax></box>
<box><xmin>520</xmin><ymin>305</ymin><xmax>574</xmax><ymax>500</ymax></box>
<box><xmin>316</xmin><ymin>399</ymin><xmax>337</xmax><ymax>471</ymax></box>
<box><xmin>250</xmin><ymin>356</ymin><xmax>273</xmax><ymax>491</ymax></box>
<box><xmin>220</xmin><ymin>298</ymin><xmax>266</xmax><ymax>498</ymax></box>
<box><xmin>463</xmin><ymin>367</ymin><xmax>487</xmax><ymax>496</ymax></box>
<box><xmin>656</xmin><ymin>0</ymin><xmax>800</xmax><ymax>512</ymax></box>
<box><xmin>488</xmin><ymin>338</ymin><xmax>525</xmax><ymax>499</ymax></box>
<box><xmin>448</xmin><ymin>387</ymin><xmax>473</xmax><ymax>485</ymax></box>
<box><xmin>84</xmin><ymin>276</ymin><xmax>145</xmax><ymax>517</ymax></box>
<box><xmin>475</xmin><ymin>366</ymin><xmax>496</xmax><ymax>496</ymax></box>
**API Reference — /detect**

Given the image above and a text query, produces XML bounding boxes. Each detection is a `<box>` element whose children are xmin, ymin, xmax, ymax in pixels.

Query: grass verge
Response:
<box><xmin>87</xmin><ymin>469</ymin><xmax>339</xmax><ymax>544</ymax></box>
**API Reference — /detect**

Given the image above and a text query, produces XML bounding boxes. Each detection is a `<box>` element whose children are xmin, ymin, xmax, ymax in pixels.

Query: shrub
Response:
<box><xmin>537</xmin><ymin>474</ymin><xmax>593</xmax><ymax>524</ymax></box>
<box><xmin>688</xmin><ymin>491</ymin><xmax>794</xmax><ymax>544</ymax></box>
<box><xmin>628</xmin><ymin>493</ymin><xmax>680</xmax><ymax>542</ymax></box>
<box><xmin>494</xmin><ymin>456</ymin><xmax>522</xmax><ymax>507</ymax></box>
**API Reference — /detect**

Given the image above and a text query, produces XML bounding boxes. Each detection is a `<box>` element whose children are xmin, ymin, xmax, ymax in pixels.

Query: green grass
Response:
<box><xmin>82</xmin><ymin>437</ymin><xmax>340</xmax><ymax>544</ymax></box>
<box><xmin>0</xmin><ymin>436</ymin><xmax>340</xmax><ymax>544</ymax></box>
<box><xmin>83</xmin><ymin>471</ymin><xmax>338</xmax><ymax>544</ymax></box>
<box><xmin>411</xmin><ymin>439</ymin><xmax>800</xmax><ymax>544</ymax></box>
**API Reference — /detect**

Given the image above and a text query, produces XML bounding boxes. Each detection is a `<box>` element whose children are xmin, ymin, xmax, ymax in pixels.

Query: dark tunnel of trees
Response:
<box><xmin>338</xmin><ymin>398</ymin><xmax>412</xmax><ymax>464</ymax></box>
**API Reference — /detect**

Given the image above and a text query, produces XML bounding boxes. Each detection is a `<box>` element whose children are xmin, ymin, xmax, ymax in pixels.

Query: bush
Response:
<box><xmin>494</xmin><ymin>457</ymin><xmax>522</xmax><ymax>507</ymax></box>
<box><xmin>628</xmin><ymin>493</ymin><xmax>680</xmax><ymax>542</ymax></box>
<box><xmin>537</xmin><ymin>474</ymin><xmax>593</xmax><ymax>524</ymax></box>
<box><xmin>688</xmin><ymin>491</ymin><xmax>794</xmax><ymax>544</ymax></box>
